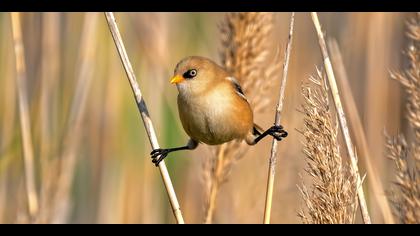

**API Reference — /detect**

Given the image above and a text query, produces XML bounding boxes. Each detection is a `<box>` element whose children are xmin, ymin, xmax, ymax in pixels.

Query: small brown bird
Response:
<box><xmin>151</xmin><ymin>56</ymin><xmax>287</xmax><ymax>165</ymax></box>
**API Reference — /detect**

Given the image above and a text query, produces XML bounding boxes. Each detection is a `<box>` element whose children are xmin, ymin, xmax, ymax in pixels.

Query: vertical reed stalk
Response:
<box><xmin>328</xmin><ymin>39</ymin><xmax>395</xmax><ymax>224</ymax></box>
<box><xmin>104</xmin><ymin>12</ymin><xmax>184</xmax><ymax>224</ymax></box>
<box><xmin>50</xmin><ymin>12</ymin><xmax>99</xmax><ymax>223</ymax></box>
<box><xmin>263</xmin><ymin>12</ymin><xmax>295</xmax><ymax>224</ymax></box>
<box><xmin>310</xmin><ymin>12</ymin><xmax>371</xmax><ymax>224</ymax></box>
<box><xmin>37</xmin><ymin>13</ymin><xmax>60</xmax><ymax>223</ymax></box>
<box><xmin>39</xmin><ymin>13</ymin><xmax>60</xmax><ymax>180</ymax></box>
<box><xmin>10</xmin><ymin>12</ymin><xmax>39</xmax><ymax>219</ymax></box>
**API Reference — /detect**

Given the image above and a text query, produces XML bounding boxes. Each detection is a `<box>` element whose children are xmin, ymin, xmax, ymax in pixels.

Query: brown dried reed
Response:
<box><xmin>298</xmin><ymin>69</ymin><xmax>358</xmax><ymax>224</ymax></box>
<box><xmin>105</xmin><ymin>12</ymin><xmax>184</xmax><ymax>224</ymax></box>
<box><xmin>310</xmin><ymin>12</ymin><xmax>371</xmax><ymax>223</ymax></box>
<box><xmin>328</xmin><ymin>39</ymin><xmax>395</xmax><ymax>224</ymax></box>
<box><xmin>387</xmin><ymin>13</ymin><xmax>420</xmax><ymax>224</ymax></box>
<box><xmin>264</xmin><ymin>12</ymin><xmax>295</xmax><ymax>224</ymax></box>
<box><xmin>10</xmin><ymin>12</ymin><xmax>39</xmax><ymax>220</ymax></box>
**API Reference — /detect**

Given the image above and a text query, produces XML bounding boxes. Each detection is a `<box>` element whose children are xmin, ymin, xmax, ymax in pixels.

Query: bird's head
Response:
<box><xmin>171</xmin><ymin>56</ymin><xmax>228</xmax><ymax>97</ymax></box>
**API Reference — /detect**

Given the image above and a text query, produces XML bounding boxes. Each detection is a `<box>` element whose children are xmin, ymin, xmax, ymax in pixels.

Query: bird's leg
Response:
<box><xmin>150</xmin><ymin>139</ymin><xmax>198</xmax><ymax>166</ymax></box>
<box><xmin>253</xmin><ymin>125</ymin><xmax>288</xmax><ymax>144</ymax></box>
<box><xmin>150</xmin><ymin>147</ymin><xmax>188</xmax><ymax>166</ymax></box>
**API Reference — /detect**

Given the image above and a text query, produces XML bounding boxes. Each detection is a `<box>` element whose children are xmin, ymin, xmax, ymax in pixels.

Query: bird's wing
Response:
<box><xmin>226</xmin><ymin>76</ymin><xmax>249</xmax><ymax>103</ymax></box>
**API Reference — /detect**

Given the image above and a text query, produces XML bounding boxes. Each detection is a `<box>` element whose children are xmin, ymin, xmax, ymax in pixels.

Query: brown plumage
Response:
<box><xmin>150</xmin><ymin>56</ymin><xmax>287</xmax><ymax>165</ymax></box>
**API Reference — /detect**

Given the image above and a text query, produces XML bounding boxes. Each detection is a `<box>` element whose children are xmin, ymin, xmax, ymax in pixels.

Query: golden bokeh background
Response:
<box><xmin>0</xmin><ymin>12</ymin><xmax>414</xmax><ymax>223</ymax></box>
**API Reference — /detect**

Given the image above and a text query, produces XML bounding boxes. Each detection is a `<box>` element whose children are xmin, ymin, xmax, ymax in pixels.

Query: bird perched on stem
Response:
<box><xmin>151</xmin><ymin>56</ymin><xmax>287</xmax><ymax>166</ymax></box>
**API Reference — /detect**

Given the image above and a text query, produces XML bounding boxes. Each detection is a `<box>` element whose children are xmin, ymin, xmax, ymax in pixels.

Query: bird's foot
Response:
<box><xmin>150</xmin><ymin>149</ymin><xmax>170</xmax><ymax>166</ymax></box>
<box><xmin>268</xmin><ymin>125</ymin><xmax>288</xmax><ymax>141</ymax></box>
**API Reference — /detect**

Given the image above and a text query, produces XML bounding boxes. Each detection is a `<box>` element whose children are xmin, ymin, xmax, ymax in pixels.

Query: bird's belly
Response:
<box><xmin>200</xmin><ymin>111</ymin><xmax>237</xmax><ymax>145</ymax></box>
<box><xmin>179</xmin><ymin>95</ymin><xmax>251</xmax><ymax>145</ymax></box>
<box><xmin>186</xmin><ymin>103</ymin><xmax>236</xmax><ymax>145</ymax></box>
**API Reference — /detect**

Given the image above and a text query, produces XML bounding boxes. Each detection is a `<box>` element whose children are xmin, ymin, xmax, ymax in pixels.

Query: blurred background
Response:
<box><xmin>0</xmin><ymin>12</ymin><xmax>414</xmax><ymax>223</ymax></box>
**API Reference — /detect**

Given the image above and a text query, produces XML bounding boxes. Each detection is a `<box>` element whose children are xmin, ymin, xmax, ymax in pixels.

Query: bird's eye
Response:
<box><xmin>183</xmin><ymin>69</ymin><xmax>197</xmax><ymax>79</ymax></box>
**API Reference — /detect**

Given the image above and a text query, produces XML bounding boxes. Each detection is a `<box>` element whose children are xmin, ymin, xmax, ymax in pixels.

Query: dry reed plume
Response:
<box><xmin>387</xmin><ymin>13</ymin><xmax>420</xmax><ymax>224</ymax></box>
<box><xmin>202</xmin><ymin>12</ymin><xmax>280</xmax><ymax>223</ymax></box>
<box><xmin>298</xmin><ymin>69</ymin><xmax>358</xmax><ymax>224</ymax></box>
<box><xmin>311</xmin><ymin>12</ymin><xmax>371</xmax><ymax>223</ymax></box>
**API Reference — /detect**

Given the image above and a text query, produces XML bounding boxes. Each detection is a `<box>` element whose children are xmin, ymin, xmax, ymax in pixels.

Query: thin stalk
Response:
<box><xmin>38</xmin><ymin>13</ymin><xmax>60</xmax><ymax>223</ymax></box>
<box><xmin>310</xmin><ymin>12</ymin><xmax>371</xmax><ymax>224</ymax></box>
<box><xmin>51</xmin><ymin>12</ymin><xmax>99</xmax><ymax>223</ymax></box>
<box><xmin>328</xmin><ymin>39</ymin><xmax>395</xmax><ymax>224</ymax></box>
<box><xmin>104</xmin><ymin>12</ymin><xmax>184</xmax><ymax>224</ymax></box>
<box><xmin>10</xmin><ymin>12</ymin><xmax>39</xmax><ymax>218</ymax></box>
<box><xmin>263</xmin><ymin>12</ymin><xmax>295</xmax><ymax>224</ymax></box>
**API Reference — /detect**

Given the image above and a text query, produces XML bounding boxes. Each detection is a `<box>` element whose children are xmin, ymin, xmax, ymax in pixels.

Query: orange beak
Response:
<box><xmin>170</xmin><ymin>75</ymin><xmax>184</xmax><ymax>84</ymax></box>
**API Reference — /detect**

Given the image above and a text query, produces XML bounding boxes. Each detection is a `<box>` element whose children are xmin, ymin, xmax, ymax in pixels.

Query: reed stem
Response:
<box><xmin>328</xmin><ymin>39</ymin><xmax>395</xmax><ymax>224</ymax></box>
<box><xmin>263</xmin><ymin>12</ymin><xmax>295</xmax><ymax>224</ymax></box>
<box><xmin>104</xmin><ymin>12</ymin><xmax>184</xmax><ymax>224</ymax></box>
<box><xmin>10</xmin><ymin>12</ymin><xmax>39</xmax><ymax>219</ymax></box>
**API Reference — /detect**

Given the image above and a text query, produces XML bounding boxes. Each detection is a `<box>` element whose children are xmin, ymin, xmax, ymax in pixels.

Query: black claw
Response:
<box><xmin>269</xmin><ymin>125</ymin><xmax>288</xmax><ymax>141</ymax></box>
<box><xmin>281</xmin><ymin>131</ymin><xmax>288</xmax><ymax>137</ymax></box>
<box><xmin>269</xmin><ymin>125</ymin><xmax>282</xmax><ymax>132</ymax></box>
<box><xmin>150</xmin><ymin>149</ymin><xmax>161</xmax><ymax>158</ymax></box>
<box><xmin>273</xmin><ymin>135</ymin><xmax>282</xmax><ymax>141</ymax></box>
<box><xmin>150</xmin><ymin>149</ymin><xmax>169</xmax><ymax>166</ymax></box>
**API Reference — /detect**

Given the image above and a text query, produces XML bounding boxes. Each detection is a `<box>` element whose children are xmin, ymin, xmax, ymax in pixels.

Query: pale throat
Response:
<box><xmin>178</xmin><ymin>83</ymin><xmax>233</xmax><ymax>115</ymax></box>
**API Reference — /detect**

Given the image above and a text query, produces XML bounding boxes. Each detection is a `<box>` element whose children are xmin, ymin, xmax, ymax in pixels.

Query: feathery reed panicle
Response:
<box><xmin>202</xmin><ymin>12</ymin><xmax>280</xmax><ymax>224</ymax></box>
<box><xmin>310</xmin><ymin>12</ymin><xmax>371</xmax><ymax>223</ymax></box>
<box><xmin>220</xmin><ymin>12</ymin><xmax>279</xmax><ymax>113</ymax></box>
<box><xmin>298</xmin><ymin>69</ymin><xmax>358</xmax><ymax>224</ymax></box>
<box><xmin>386</xmin><ymin>134</ymin><xmax>420</xmax><ymax>224</ymax></box>
<box><xmin>387</xmin><ymin>13</ymin><xmax>420</xmax><ymax>224</ymax></box>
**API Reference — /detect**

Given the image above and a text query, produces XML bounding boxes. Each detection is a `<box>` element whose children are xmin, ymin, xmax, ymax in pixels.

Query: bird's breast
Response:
<box><xmin>177</xmin><ymin>87</ymin><xmax>253</xmax><ymax>145</ymax></box>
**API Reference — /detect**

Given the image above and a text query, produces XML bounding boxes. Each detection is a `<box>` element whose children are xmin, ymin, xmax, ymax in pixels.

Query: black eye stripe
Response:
<box><xmin>183</xmin><ymin>69</ymin><xmax>197</xmax><ymax>79</ymax></box>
